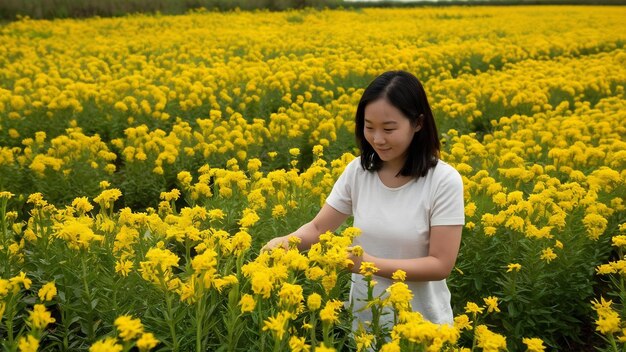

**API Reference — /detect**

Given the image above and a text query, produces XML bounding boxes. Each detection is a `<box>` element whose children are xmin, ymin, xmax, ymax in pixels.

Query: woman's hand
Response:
<box><xmin>347</xmin><ymin>246</ymin><xmax>364</xmax><ymax>273</ymax></box>
<box><xmin>261</xmin><ymin>235</ymin><xmax>291</xmax><ymax>252</ymax></box>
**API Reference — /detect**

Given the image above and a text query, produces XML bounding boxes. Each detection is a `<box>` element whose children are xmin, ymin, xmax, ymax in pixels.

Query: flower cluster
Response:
<box><xmin>0</xmin><ymin>5</ymin><xmax>623</xmax><ymax>351</ymax></box>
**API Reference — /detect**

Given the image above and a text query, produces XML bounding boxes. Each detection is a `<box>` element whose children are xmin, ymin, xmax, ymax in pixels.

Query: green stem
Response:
<box><xmin>196</xmin><ymin>288</ymin><xmax>205</xmax><ymax>352</ymax></box>
<box><xmin>166</xmin><ymin>293</ymin><xmax>179</xmax><ymax>352</ymax></box>
<box><xmin>5</xmin><ymin>294</ymin><xmax>16</xmax><ymax>348</ymax></box>
<box><xmin>470</xmin><ymin>313</ymin><xmax>478</xmax><ymax>352</ymax></box>
<box><xmin>272</xmin><ymin>335</ymin><xmax>282</xmax><ymax>352</ymax></box>
<box><xmin>258</xmin><ymin>298</ymin><xmax>265</xmax><ymax>350</ymax></box>
<box><xmin>226</xmin><ymin>285</ymin><xmax>241</xmax><ymax>352</ymax></box>
<box><xmin>185</xmin><ymin>237</ymin><xmax>191</xmax><ymax>267</ymax></box>
<box><xmin>511</xmin><ymin>272</ymin><xmax>517</xmax><ymax>297</ymax></box>
<box><xmin>366</xmin><ymin>276</ymin><xmax>382</xmax><ymax>350</ymax></box>
<box><xmin>322</xmin><ymin>322</ymin><xmax>331</xmax><ymax>347</ymax></box>
<box><xmin>37</xmin><ymin>208</ymin><xmax>46</xmax><ymax>241</ymax></box>
<box><xmin>0</xmin><ymin>198</ymin><xmax>7</xmax><ymax>245</ymax></box>
<box><xmin>81</xmin><ymin>254</ymin><xmax>95</xmax><ymax>341</ymax></box>
<box><xmin>4</xmin><ymin>245</ymin><xmax>9</xmax><ymax>280</ymax></box>
<box><xmin>609</xmin><ymin>334</ymin><xmax>619</xmax><ymax>352</ymax></box>
<box><xmin>309</xmin><ymin>313</ymin><xmax>317</xmax><ymax>348</ymax></box>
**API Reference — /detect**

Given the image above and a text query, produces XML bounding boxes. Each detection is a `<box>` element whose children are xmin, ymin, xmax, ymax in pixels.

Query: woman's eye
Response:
<box><xmin>384</xmin><ymin>129</ymin><xmax>395</xmax><ymax>132</ymax></box>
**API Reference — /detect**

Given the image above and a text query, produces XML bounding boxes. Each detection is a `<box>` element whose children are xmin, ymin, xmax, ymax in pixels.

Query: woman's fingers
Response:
<box><xmin>261</xmin><ymin>236</ymin><xmax>286</xmax><ymax>252</ymax></box>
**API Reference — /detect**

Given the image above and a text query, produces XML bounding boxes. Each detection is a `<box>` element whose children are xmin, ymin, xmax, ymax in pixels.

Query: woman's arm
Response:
<box><xmin>262</xmin><ymin>203</ymin><xmax>349</xmax><ymax>251</ymax></box>
<box><xmin>349</xmin><ymin>225</ymin><xmax>462</xmax><ymax>281</ymax></box>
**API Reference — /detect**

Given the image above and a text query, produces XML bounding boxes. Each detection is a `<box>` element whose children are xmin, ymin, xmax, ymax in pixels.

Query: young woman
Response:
<box><xmin>263</xmin><ymin>70</ymin><xmax>464</xmax><ymax>327</ymax></box>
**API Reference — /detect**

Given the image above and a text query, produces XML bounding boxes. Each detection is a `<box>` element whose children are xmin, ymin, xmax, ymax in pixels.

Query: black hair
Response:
<box><xmin>355</xmin><ymin>70</ymin><xmax>440</xmax><ymax>178</ymax></box>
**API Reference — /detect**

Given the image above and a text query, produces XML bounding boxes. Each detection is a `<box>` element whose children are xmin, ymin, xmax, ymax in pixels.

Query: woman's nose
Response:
<box><xmin>373</xmin><ymin>132</ymin><xmax>385</xmax><ymax>144</ymax></box>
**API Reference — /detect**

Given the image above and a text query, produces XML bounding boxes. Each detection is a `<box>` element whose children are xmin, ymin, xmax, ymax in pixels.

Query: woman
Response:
<box><xmin>263</xmin><ymin>70</ymin><xmax>464</xmax><ymax>327</ymax></box>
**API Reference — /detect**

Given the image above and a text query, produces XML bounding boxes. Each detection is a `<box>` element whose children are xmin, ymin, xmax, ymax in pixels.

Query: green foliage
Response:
<box><xmin>0</xmin><ymin>0</ymin><xmax>344</xmax><ymax>20</ymax></box>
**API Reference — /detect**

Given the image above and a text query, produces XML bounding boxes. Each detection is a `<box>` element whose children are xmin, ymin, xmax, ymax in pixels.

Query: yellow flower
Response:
<box><xmin>380</xmin><ymin>341</ymin><xmax>401</xmax><ymax>352</ymax></box>
<box><xmin>289</xmin><ymin>335</ymin><xmax>310</xmax><ymax>352</ymax></box>
<box><xmin>262</xmin><ymin>311</ymin><xmax>292</xmax><ymax>340</ymax></box>
<box><xmin>213</xmin><ymin>275</ymin><xmax>238</xmax><ymax>293</ymax></box>
<box><xmin>484</xmin><ymin>226</ymin><xmax>497</xmax><ymax>237</ymax></box>
<box><xmin>250</xmin><ymin>271</ymin><xmax>273</xmax><ymax>298</ymax></box>
<box><xmin>239</xmin><ymin>294</ymin><xmax>256</xmax><ymax>313</ymax></box>
<box><xmin>314</xmin><ymin>344</ymin><xmax>336</xmax><ymax>352</ymax></box>
<box><xmin>583</xmin><ymin>213</ymin><xmax>608</xmax><ymax>240</ymax></box>
<box><xmin>89</xmin><ymin>337</ymin><xmax>123</xmax><ymax>352</ymax></box>
<box><xmin>554</xmin><ymin>240</ymin><xmax>564</xmax><ymax>249</ymax></box>
<box><xmin>465</xmin><ymin>202</ymin><xmax>477</xmax><ymax>217</ymax></box>
<box><xmin>454</xmin><ymin>314</ymin><xmax>473</xmax><ymax>331</ymax></box>
<box><xmin>115</xmin><ymin>260</ymin><xmax>134</xmax><ymax>277</ymax></box>
<box><xmin>618</xmin><ymin>328</ymin><xmax>626</xmax><ymax>343</ymax></box>
<box><xmin>208</xmin><ymin>209</ymin><xmax>225</xmax><ymax>221</ymax></box>
<box><xmin>191</xmin><ymin>249</ymin><xmax>218</xmax><ymax>273</ymax></box>
<box><xmin>305</xmin><ymin>266</ymin><xmax>325</xmax><ymax>281</ymax></box>
<box><xmin>506</xmin><ymin>263</ymin><xmax>522</xmax><ymax>272</ymax></box>
<box><xmin>10</xmin><ymin>271</ymin><xmax>32</xmax><ymax>291</ymax></box>
<box><xmin>93</xmin><ymin>188</ymin><xmax>122</xmax><ymax>209</ymax></box>
<box><xmin>114</xmin><ymin>315</ymin><xmax>144</xmax><ymax>341</ymax></box>
<box><xmin>139</xmin><ymin>247</ymin><xmax>180</xmax><ymax>287</ymax></box>
<box><xmin>319</xmin><ymin>300</ymin><xmax>343</xmax><ymax>324</ymax></box>
<box><xmin>612</xmin><ymin>235</ymin><xmax>626</xmax><ymax>248</ymax></box>
<box><xmin>354</xmin><ymin>331</ymin><xmax>375</xmax><ymax>352</ymax></box>
<box><xmin>231</xmin><ymin>230</ymin><xmax>252</xmax><ymax>256</ymax></box>
<box><xmin>540</xmin><ymin>247</ymin><xmax>557</xmax><ymax>263</ymax></box>
<box><xmin>30</xmin><ymin>304</ymin><xmax>56</xmax><ymax>330</ymax></box>
<box><xmin>522</xmin><ymin>337</ymin><xmax>546</xmax><ymax>352</ymax></box>
<box><xmin>0</xmin><ymin>279</ymin><xmax>10</xmax><ymax>298</ymax></box>
<box><xmin>289</xmin><ymin>148</ymin><xmax>300</xmax><ymax>157</ymax></box>
<box><xmin>38</xmin><ymin>282</ymin><xmax>57</xmax><ymax>302</ymax></box>
<box><xmin>320</xmin><ymin>270</ymin><xmax>337</xmax><ymax>294</ymax></box>
<box><xmin>26</xmin><ymin>193</ymin><xmax>48</xmax><ymax>207</ymax></box>
<box><xmin>272</xmin><ymin>204</ymin><xmax>287</xmax><ymax>218</ymax></box>
<box><xmin>53</xmin><ymin>218</ymin><xmax>104</xmax><ymax>250</ymax></box>
<box><xmin>386</xmin><ymin>282</ymin><xmax>413</xmax><ymax>311</ymax></box>
<box><xmin>483</xmin><ymin>296</ymin><xmax>500</xmax><ymax>313</ymax></box>
<box><xmin>592</xmin><ymin>296</ymin><xmax>614</xmax><ymax>315</ymax></box>
<box><xmin>342</xmin><ymin>227</ymin><xmax>362</xmax><ymax>239</ymax></box>
<box><xmin>71</xmin><ymin>197</ymin><xmax>94</xmax><ymax>213</ymax></box>
<box><xmin>288</xmin><ymin>236</ymin><xmax>302</xmax><ymax>249</ymax></box>
<box><xmin>160</xmin><ymin>189</ymin><xmax>181</xmax><ymax>202</ymax></box>
<box><xmin>0</xmin><ymin>191</ymin><xmax>14</xmax><ymax>199</ymax></box>
<box><xmin>278</xmin><ymin>283</ymin><xmax>304</xmax><ymax>312</ymax></box>
<box><xmin>312</xmin><ymin>145</ymin><xmax>324</xmax><ymax>157</ymax></box>
<box><xmin>18</xmin><ymin>335</ymin><xmax>39</xmax><ymax>352</ymax></box>
<box><xmin>307</xmin><ymin>293</ymin><xmax>322</xmax><ymax>311</ymax></box>
<box><xmin>247</xmin><ymin>158</ymin><xmax>262</xmax><ymax>172</ymax></box>
<box><xmin>136</xmin><ymin>333</ymin><xmax>159</xmax><ymax>351</ymax></box>
<box><xmin>464</xmin><ymin>301</ymin><xmax>484</xmax><ymax>315</ymax></box>
<box><xmin>391</xmin><ymin>270</ymin><xmax>407</xmax><ymax>281</ymax></box>
<box><xmin>359</xmin><ymin>262</ymin><xmax>379</xmax><ymax>277</ymax></box>
<box><xmin>177</xmin><ymin>171</ymin><xmax>193</xmax><ymax>186</ymax></box>
<box><xmin>475</xmin><ymin>325</ymin><xmax>507</xmax><ymax>351</ymax></box>
<box><xmin>595</xmin><ymin>307</ymin><xmax>621</xmax><ymax>335</ymax></box>
<box><xmin>238</xmin><ymin>208</ymin><xmax>260</xmax><ymax>228</ymax></box>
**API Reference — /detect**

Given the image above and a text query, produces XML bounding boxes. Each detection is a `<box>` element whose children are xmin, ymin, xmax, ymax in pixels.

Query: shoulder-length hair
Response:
<box><xmin>355</xmin><ymin>70</ymin><xmax>440</xmax><ymax>178</ymax></box>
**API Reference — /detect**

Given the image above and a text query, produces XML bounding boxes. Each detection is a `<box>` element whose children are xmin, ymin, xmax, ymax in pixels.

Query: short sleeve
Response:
<box><xmin>325</xmin><ymin>159</ymin><xmax>358</xmax><ymax>216</ymax></box>
<box><xmin>430</xmin><ymin>166</ymin><xmax>465</xmax><ymax>226</ymax></box>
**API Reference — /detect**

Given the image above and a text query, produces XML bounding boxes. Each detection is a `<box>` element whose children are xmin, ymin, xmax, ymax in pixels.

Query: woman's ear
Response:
<box><xmin>414</xmin><ymin>114</ymin><xmax>425</xmax><ymax>132</ymax></box>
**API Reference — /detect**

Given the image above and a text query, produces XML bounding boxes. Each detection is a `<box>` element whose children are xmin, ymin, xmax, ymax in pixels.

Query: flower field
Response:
<box><xmin>1</xmin><ymin>5</ymin><xmax>625</xmax><ymax>351</ymax></box>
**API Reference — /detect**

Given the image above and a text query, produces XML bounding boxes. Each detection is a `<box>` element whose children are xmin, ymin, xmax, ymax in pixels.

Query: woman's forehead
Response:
<box><xmin>364</xmin><ymin>99</ymin><xmax>408</xmax><ymax>122</ymax></box>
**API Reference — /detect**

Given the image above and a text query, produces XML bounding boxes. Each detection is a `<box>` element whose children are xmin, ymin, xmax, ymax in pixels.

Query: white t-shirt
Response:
<box><xmin>325</xmin><ymin>156</ymin><xmax>465</xmax><ymax>327</ymax></box>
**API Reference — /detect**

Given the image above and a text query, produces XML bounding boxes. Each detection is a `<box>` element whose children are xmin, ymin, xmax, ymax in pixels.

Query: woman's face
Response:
<box><xmin>363</xmin><ymin>98</ymin><xmax>420</xmax><ymax>169</ymax></box>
